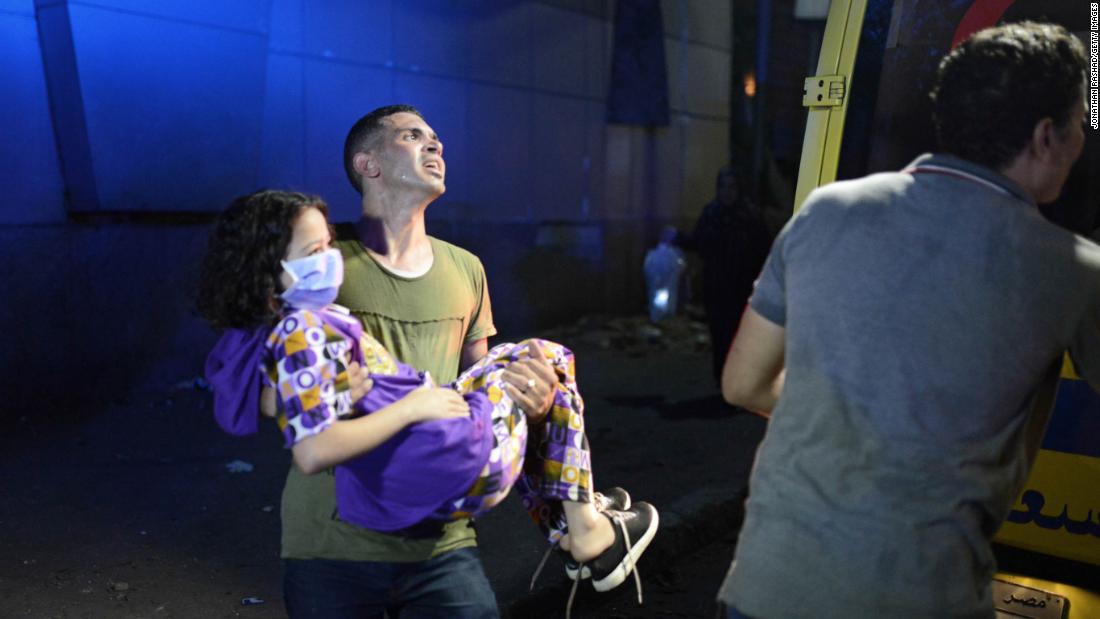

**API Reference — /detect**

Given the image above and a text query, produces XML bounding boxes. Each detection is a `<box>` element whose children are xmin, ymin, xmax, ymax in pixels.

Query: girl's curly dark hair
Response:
<box><xmin>196</xmin><ymin>190</ymin><xmax>328</xmax><ymax>330</ymax></box>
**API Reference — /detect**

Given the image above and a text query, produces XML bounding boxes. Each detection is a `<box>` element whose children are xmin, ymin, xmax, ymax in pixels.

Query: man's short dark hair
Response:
<box><xmin>931</xmin><ymin>22</ymin><xmax>1086</xmax><ymax>171</ymax></box>
<box><xmin>342</xmin><ymin>104</ymin><xmax>423</xmax><ymax>194</ymax></box>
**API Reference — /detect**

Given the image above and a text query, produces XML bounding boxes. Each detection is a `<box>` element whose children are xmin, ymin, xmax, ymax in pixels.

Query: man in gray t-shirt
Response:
<box><xmin>718</xmin><ymin>23</ymin><xmax>1100</xmax><ymax>619</ymax></box>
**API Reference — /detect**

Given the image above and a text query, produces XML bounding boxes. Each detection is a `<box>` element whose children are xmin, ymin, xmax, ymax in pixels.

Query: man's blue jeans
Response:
<box><xmin>284</xmin><ymin>547</ymin><xmax>499</xmax><ymax>619</ymax></box>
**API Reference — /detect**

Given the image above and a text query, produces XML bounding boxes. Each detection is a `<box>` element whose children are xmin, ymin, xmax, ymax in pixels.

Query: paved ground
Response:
<box><xmin>6</xmin><ymin>313</ymin><xmax>1100</xmax><ymax>618</ymax></box>
<box><xmin>0</xmin><ymin>315</ymin><xmax>768</xmax><ymax>618</ymax></box>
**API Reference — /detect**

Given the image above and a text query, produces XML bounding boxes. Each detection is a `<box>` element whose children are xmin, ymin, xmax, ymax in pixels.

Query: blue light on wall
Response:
<box><xmin>2</xmin><ymin>0</ymin><xmax>67</xmax><ymax>223</ymax></box>
<box><xmin>33</xmin><ymin>0</ymin><xmax>270</xmax><ymax>212</ymax></box>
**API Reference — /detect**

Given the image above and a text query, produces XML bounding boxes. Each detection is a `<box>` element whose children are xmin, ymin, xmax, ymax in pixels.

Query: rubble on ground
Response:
<box><xmin>536</xmin><ymin>309</ymin><xmax>711</xmax><ymax>355</ymax></box>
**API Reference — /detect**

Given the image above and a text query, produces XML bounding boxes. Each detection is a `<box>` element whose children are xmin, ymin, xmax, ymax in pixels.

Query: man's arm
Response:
<box><xmin>460</xmin><ymin>338</ymin><xmax>488</xmax><ymax>372</ymax></box>
<box><xmin>721</xmin><ymin>307</ymin><xmax>786</xmax><ymax>416</ymax></box>
<box><xmin>1069</xmin><ymin>286</ymin><xmax>1100</xmax><ymax>391</ymax></box>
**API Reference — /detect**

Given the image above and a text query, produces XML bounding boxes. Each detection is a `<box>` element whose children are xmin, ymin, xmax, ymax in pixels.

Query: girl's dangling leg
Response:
<box><xmin>559</xmin><ymin>499</ymin><xmax>615</xmax><ymax>561</ymax></box>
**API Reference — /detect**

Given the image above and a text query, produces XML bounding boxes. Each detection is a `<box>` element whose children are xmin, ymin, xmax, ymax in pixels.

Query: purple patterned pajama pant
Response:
<box><xmin>441</xmin><ymin>338</ymin><xmax>593</xmax><ymax>543</ymax></box>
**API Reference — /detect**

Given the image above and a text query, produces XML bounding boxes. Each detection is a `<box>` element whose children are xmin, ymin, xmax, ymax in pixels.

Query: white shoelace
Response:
<box><xmin>526</xmin><ymin>496</ymin><xmax>644</xmax><ymax>619</ymax></box>
<box><xmin>529</xmin><ymin>491</ymin><xmax>618</xmax><ymax>591</ymax></box>
<box><xmin>529</xmin><ymin>543</ymin><xmax>558</xmax><ymax>591</ymax></box>
<box><xmin>565</xmin><ymin>569</ymin><xmax>582</xmax><ymax>619</ymax></box>
<box><xmin>563</xmin><ymin>514</ymin><xmax>644</xmax><ymax>619</ymax></box>
<box><xmin>614</xmin><ymin>513</ymin><xmax>644</xmax><ymax>605</ymax></box>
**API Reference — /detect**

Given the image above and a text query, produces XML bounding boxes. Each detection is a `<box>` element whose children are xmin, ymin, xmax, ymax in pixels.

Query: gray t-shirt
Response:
<box><xmin>720</xmin><ymin>154</ymin><xmax>1100</xmax><ymax>619</ymax></box>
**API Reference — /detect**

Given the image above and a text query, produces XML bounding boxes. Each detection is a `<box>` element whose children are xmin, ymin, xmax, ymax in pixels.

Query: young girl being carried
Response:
<box><xmin>197</xmin><ymin>190</ymin><xmax>658</xmax><ymax>608</ymax></box>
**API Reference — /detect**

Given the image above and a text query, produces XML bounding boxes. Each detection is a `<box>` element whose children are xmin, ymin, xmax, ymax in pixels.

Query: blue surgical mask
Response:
<box><xmin>279</xmin><ymin>248</ymin><xmax>344</xmax><ymax>310</ymax></box>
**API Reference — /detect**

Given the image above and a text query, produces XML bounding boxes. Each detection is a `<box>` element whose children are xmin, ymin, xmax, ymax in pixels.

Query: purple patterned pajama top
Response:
<box><xmin>261</xmin><ymin>305</ymin><xmax>493</xmax><ymax>532</ymax></box>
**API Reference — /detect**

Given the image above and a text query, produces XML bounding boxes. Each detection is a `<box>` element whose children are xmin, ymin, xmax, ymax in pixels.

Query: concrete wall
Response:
<box><xmin>1</xmin><ymin>0</ymin><xmax>731</xmax><ymax>417</ymax></box>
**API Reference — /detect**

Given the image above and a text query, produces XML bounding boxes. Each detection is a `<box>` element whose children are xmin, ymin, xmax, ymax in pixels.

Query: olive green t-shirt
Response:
<box><xmin>280</xmin><ymin>225</ymin><xmax>496</xmax><ymax>562</ymax></box>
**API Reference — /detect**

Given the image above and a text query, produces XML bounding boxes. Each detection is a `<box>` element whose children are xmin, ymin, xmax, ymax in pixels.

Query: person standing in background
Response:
<box><xmin>680</xmin><ymin>165</ymin><xmax>772</xmax><ymax>384</ymax></box>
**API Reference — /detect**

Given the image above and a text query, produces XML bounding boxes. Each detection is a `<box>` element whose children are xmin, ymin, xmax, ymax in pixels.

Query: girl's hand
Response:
<box><xmin>399</xmin><ymin>387</ymin><xmax>470</xmax><ymax>423</ymax></box>
<box><xmin>346</xmin><ymin>360</ymin><xmax>373</xmax><ymax>401</ymax></box>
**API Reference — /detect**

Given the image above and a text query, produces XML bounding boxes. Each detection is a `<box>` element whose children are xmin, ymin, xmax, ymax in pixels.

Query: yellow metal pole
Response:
<box><xmin>793</xmin><ymin>0</ymin><xmax>869</xmax><ymax>212</ymax></box>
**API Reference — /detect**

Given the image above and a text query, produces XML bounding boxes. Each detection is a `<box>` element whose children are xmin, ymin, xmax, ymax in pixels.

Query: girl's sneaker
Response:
<box><xmin>564</xmin><ymin>487</ymin><xmax>632</xmax><ymax>580</ymax></box>
<box><xmin>594</xmin><ymin>487</ymin><xmax>631</xmax><ymax>513</ymax></box>
<box><xmin>562</xmin><ymin>502</ymin><xmax>659</xmax><ymax>619</ymax></box>
<box><xmin>586</xmin><ymin>502</ymin><xmax>659</xmax><ymax>593</ymax></box>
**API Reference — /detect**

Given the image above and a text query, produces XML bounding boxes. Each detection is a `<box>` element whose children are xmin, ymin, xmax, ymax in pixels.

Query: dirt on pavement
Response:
<box><xmin>0</xmin><ymin>314</ymin><xmax>765</xmax><ymax>619</ymax></box>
